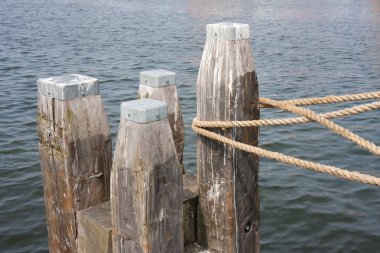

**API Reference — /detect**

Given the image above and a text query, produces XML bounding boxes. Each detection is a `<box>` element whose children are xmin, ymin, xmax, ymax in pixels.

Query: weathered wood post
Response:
<box><xmin>111</xmin><ymin>98</ymin><xmax>183</xmax><ymax>253</ymax></box>
<box><xmin>196</xmin><ymin>23</ymin><xmax>260</xmax><ymax>252</ymax></box>
<box><xmin>36</xmin><ymin>74</ymin><xmax>112</xmax><ymax>253</ymax></box>
<box><xmin>138</xmin><ymin>69</ymin><xmax>185</xmax><ymax>174</ymax></box>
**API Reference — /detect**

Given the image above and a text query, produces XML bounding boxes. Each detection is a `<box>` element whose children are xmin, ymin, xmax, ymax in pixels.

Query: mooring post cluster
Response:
<box><xmin>37</xmin><ymin>22</ymin><xmax>259</xmax><ymax>253</ymax></box>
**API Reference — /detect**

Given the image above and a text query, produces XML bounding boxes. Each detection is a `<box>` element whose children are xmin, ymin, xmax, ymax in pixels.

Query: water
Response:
<box><xmin>0</xmin><ymin>0</ymin><xmax>379</xmax><ymax>252</ymax></box>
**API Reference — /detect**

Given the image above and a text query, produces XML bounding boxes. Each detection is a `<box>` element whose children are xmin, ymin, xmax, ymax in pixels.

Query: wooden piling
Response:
<box><xmin>196</xmin><ymin>23</ymin><xmax>260</xmax><ymax>252</ymax></box>
<box><xmin>138</xmin><ymin>69</ymin><xmax>185</xmax><ymax>174</ymax></box>
<box><xmin>36</xmin><ymin>74</ymin><xmax>112</xmax><ymax>253</ymax></box>
<box><xmin>110</xmin><ymin>99</ymin><xmax>183</xmax><ymax>253</ymax></box>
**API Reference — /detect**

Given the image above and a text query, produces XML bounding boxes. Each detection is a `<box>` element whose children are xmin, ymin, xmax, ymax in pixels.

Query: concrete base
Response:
<box><xmin>77</xmin><ymin>174</ymin><xmax>199</xmax><ymax>253</ymax></box>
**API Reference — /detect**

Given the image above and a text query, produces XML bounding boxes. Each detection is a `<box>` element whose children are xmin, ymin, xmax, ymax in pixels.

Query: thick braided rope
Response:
<box><xmin>262</xmin><ymin>91</ymin><xmax>380</xmax><ymax>107</ymax></box>
<box><xmin>259</xmin><ymin>98</ymin><xmax>380</xmax><ymax>156</ymax></box>
<box><xmin>193</xmin><ymin>101</ymin><xmax>380</xmax><ymax>128</ymax></box>
<box><xmin>192</xmin><ymin>125</ymin><xmax>380</xmax><ymax>187</ymax></box>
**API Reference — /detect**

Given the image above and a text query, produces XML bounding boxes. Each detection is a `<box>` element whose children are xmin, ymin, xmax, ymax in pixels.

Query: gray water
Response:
<box><xmin>1</xmin><ymin>0</ymin><xmax>380</xmax><ymax>252</ymax></box>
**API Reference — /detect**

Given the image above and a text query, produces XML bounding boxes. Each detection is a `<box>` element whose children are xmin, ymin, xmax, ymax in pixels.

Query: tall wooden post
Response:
<box><xmin>138</xmin><ymin>69</ymin><xmax>185</xmax><ymax>174</ymax></box>
<box><xmin>111</xmin><ymin>99</ymin><xmax>183</xmax><ymax>253</ymax></box>
<box><xmin>36</xmin><ymin>74</ymin><xmax>112</xmax><ymax>253</ymax></box>
<box><xmin>196</xmin><ymin>23</ymin><xmax>260</xmax><ymax>252</ymax></box>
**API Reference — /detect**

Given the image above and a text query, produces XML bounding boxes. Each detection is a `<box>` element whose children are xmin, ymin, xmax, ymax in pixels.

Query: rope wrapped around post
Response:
<box><xmin>192</xmin><ymin>91</ymin><xmax>380</xmax><ymax>187</ymax></box>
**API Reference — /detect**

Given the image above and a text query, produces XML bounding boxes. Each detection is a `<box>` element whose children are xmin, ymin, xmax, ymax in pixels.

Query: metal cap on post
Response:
<box><xmin>140</xmin><ymin>69</ymin><xmax>176</xmax><ymax>87</ymax></box>
<box><xmin>37</xmin><ymin>74</ymin><xmax>99</xmax><ymax>100</ymax></box>
<box><xmin>121</xmin><ymin>98</ymin><xmax>168</xmax><ymax>123</ymax></box>
<box><xmin>206</xmin><ymin>22</ymin><xmax>249</xmax><ymax>40</ymax></box>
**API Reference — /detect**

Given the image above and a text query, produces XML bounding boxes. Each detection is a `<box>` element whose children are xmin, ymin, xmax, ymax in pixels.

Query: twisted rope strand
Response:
<box><xmin>193</xmin><ymin>101</ymin><xmax>380</xmax><ymax>128</ymax></box>
<box><xmin>261</xmin><ymin>91</ymin><xmax>380</xmax><ymax>107</ymax></box>
<box><xmin>192</xmin><ymin>125</ymin><xmax>380</xmax><ymax>187</ymax></box>
<box><xmin>259</xmin><ymin>98</ymin><xmax>380</xmax><ymax>156</ymax></box>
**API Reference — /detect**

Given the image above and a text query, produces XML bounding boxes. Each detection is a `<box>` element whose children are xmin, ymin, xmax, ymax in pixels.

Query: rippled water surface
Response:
<box><xmin>1</xmin><ymin>0</ymin><xmax>380</xmax><ymax>252</ymax></box>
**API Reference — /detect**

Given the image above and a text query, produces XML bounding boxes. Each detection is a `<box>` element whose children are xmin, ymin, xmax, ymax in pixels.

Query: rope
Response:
<box><xmin>261</xmin><ymin>91</ymin><xmax>380</xmax><ymax>107</ymax></box>
<box><xmin>193</xmin><ymin>101</ymin><xmax>380</xmax><ymax>128</ymax></box>
<box><xmin>192</xmin><ymin>125</ymin><xmax>380</xmax><ymax>187</ymax></box>
<box><xmin>259</xmin><ymin>97</ymin><xmax>380</xmax><ymax>156</ymax></box>
<box><xmin>192</xmin><ymin>91</ymin><xmax>380</xmax><ymax>187</ymax></box>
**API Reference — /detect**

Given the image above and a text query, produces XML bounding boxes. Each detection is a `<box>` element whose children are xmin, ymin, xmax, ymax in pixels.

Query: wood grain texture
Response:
<box><xmin>196</xmin><ymin>36</ymin><xmax>260</xmax><ymax>252</ymax></box>
<box><xmin>111</xmin><ymin>118</ymin><xmax>183</xmax><ymax>253</ymax></box>
<box><xmin>138</xmin><ymin>84</ymin><xmax>185</xmax><ymax>174</ymax></box>
<box><xmin>37</xmin><ymin>94</ymin><xmax>112</xmax><ymax>253</ymax></box>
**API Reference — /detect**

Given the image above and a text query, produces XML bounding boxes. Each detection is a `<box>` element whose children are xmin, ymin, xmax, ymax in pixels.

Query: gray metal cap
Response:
<box><xmin>121</xmin><ymin>99</ymin><xmax>168</xmax><ymax>123</ymax></box>
<box><xmin>140</xmin><ymin>69</ymin><xmax>176</xmax><ymax>87</ymax></box>
<box><xmin>37</xmin><ymin>74</ymin><xmax>99</xmax><ymax>100</ymax></box>
<box><xmin>207</xmin><ymin>22</ymin><xmax>249</xmax><ymax>40</ymax></box>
